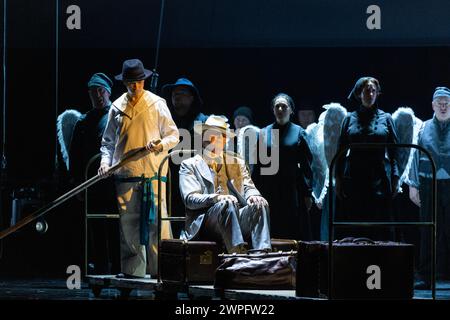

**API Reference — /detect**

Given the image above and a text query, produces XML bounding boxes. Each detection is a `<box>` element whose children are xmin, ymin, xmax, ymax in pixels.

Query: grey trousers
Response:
<box><xmin>200</xmin><ymin>200</ymin><xmax>271</xmax><ymax>252</ymax></box>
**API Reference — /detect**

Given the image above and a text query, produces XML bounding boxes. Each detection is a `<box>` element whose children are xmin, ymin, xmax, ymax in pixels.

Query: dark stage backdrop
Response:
<box><xmin>0</xmin><ymin>0</ymin><xmax>448</xmax><ymax>276</ymax></box>
<box><xmin>1</xmin><ymin>0</ymin><xmax>449</xmax><ymax>181</ymax></box>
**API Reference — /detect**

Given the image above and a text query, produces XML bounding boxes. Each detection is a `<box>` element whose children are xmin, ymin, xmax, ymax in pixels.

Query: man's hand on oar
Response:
<box><xmin>98</xmin><ymin>139</ymin><xmax>162</xmax><ymax>178</ymax></box>
<box><xmin>146</xmin><ymin>139</ymin><xmax>163</xmax><ymax>154</ymax></box>
<box><xmin>98</xmin><ymin>163</ymin><xmax>112</xmax><ymax>178</ymax></box>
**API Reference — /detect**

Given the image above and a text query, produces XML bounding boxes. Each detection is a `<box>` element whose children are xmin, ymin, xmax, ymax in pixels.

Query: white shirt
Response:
<box><xmin>100</xmin><ymin>90</ymin><xmax>179</xmax><ymax>177</ymax></box>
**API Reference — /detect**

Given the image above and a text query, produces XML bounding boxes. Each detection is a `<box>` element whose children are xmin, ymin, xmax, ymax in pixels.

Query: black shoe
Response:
<box><xmin>414</xmin><ymin>280</ymin><xmax>431</xmax><ymax>290</ymax></box>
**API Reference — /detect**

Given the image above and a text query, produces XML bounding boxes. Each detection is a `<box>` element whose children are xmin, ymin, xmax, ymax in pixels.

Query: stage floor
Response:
<box><xmin>0</xmin><ymin>277</ymin><xmax>449</xmax><ymax>300</ymax></box>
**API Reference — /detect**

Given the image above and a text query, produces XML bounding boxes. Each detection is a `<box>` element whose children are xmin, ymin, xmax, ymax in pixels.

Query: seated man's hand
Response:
<box><xmin>217</xmin><ymin>194</ymin><xmax>239</xmax><ymax>205</ymax></box>
<box><xmin>146</xmin><ymin>139</ymin><xmax>163</xmax><ymax>154</ymax></box>
<box><xmin>98</xmin><ymin>163</ymin><xmax>111</xmax><ymax>177</ymax></box>
<box><xmin>247</xmin><ymin>195</ymin><xmax>268</xmax><ymax>210</ymax></box>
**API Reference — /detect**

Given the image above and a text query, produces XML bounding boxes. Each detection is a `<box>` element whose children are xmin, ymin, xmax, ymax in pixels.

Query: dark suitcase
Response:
<box><xmin>296</xmin><ymin>238</ymin><xmax>414</xmax><ymax>299</ymax></box>
<box><xmin>160</xmin><ymin>239</ymin><xmax>221</xmax><ymax>286</ymax></box>
<box><xmin>214</xmin><ymin>251</ymin><xmax>297</xmax><ymax>290</ymax></box>
<box><xmin>296</xmin><ymin>241</ymin><xmax>325</xmax><ymax>298</ymax></box>
<box><xmin>271</xmin><ymin>238</ymin><xmax>298</xmax><ymax>252</ymax></box>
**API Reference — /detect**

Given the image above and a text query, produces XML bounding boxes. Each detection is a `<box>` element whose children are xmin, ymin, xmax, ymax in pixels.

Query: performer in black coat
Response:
<box><xmin>161</xmin><ymin>78</ymin><xmax>208</xmax><ymax>237</ymax></box>
<box><xmin>69</xmin><ymin>73</ymin><xmax>119</xmax><ymax>274</ymax></box>
<box><xmin>161</xmin><ymin>78</ymin><xmax>208</xmax><ymax>134</ymax></box>
<box><xmin>254</xmin><ymin>93</ymin><xmax>313</xmax><ymax>240</ymax></box>
<box><xmin>70</xmin><ymin>74</ymin><xmax>112</xmax><ymax>185</ymax></box>
<box><xmin>335</xmin><ymin>77</ymin><xmax>400</xmax><ymax>240</ymax></box>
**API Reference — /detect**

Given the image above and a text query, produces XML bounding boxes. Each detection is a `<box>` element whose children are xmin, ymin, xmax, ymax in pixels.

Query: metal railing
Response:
<box><xmin>83</xmin><ymin>153</ymin><xmax>119</xmax><ymax>277</ymax></box>
<box><xmin>0</xmin><ymin>147</ymin><xmax>149</xmax><ymax>240</ymax></box>
<box><xmin>328</xmin><ymin>143</ymin><xmax>437</xmax><ymax>300</ymax></box>
<box><xmin>157</xmin><ymin>149</ymin><xmax>197</xmax><ymax>283</ymax></box>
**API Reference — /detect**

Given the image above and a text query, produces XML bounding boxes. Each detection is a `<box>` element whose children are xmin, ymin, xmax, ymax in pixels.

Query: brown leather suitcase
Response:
<box><xmin>160</xmin><ymin>239</ymin><xmax>221</xmax><ymax>286</ymax></box>
<box><xmin>214</xmin><ymin>251</ymin><xmax>297</xmax><ymax>290</ymax></box>
<box><xmin>296</xmin><ymin>238</ymin><xmax>415</xmax><ymax>299</ymax></box>
<box><xmin>271</xmin><ymin>238</ymin><xmax>299</xmax><ymax>252</ymax></box>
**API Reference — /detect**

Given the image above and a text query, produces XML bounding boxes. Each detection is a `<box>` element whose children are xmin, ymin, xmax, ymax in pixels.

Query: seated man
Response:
<box><xmin>179</xmin><ymin>115</ymin><xmax>271</xmax><ymax>253</ymax></box>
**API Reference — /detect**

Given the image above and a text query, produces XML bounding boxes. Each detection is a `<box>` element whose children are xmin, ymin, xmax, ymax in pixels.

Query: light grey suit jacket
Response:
<box><xmin>179</xmin><ymin>153</ymin><xmax>261</xmax><ymax>240</ymax></box>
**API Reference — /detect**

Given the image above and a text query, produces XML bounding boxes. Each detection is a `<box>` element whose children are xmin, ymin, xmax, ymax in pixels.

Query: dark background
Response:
<box><xmin>0</xmin><ymin>0</ymin><xmax>449</xmax><ymax>277</ymax></box>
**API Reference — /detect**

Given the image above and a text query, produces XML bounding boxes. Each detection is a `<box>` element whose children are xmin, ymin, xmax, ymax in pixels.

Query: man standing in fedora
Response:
<box><xmin>99</xmin><ymin>59</ymin><xmax>179</xmax><ymax>278</ymax></box>
<box><xmin>179</xmin><ymin>115</ymin><xmax>271</xmax><ymax>253</ymax></box>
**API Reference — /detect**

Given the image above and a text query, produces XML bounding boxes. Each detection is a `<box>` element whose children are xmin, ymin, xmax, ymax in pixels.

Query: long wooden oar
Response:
<box><xmin>0</xmin><ymin>144</ymin><xmax>157</xmax><ymax>240</ymax></box>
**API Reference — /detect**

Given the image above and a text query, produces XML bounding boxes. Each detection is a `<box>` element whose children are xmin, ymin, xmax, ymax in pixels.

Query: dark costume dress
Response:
<box><xmin>336</xmin><ymin>106</ymin><xmax>399</xmax><ymax>240</ymax></box>
<box><xmin>254</xmin><ymin>121</ymin><xmax>313</xmax><ymax>240</ymax></box>
<box><xmin>69</xmin><ymin>105</ymin><xmax>119</xmax><ymax>274</ymax></box>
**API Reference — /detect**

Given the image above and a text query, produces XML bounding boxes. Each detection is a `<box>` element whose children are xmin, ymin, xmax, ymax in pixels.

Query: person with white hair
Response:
<box><xmin>408</xmin><ymin>86</ymin><xmax>450</xmax><ymax>289</ymax></box>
